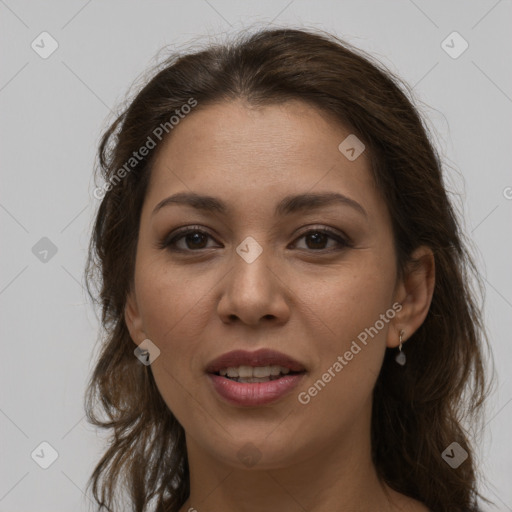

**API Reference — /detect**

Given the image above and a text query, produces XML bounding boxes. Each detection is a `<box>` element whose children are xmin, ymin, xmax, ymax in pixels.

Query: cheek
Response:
<box><xmin>304</xmin><ymin>252</ymin><xmax>396</xmax><ymax>346</ymax></box>
<box><xmin>134</xmin><ymin>261</ymin><xmax>215</xmax><ymax>413</ymax></box>
<box><xmin>295</xmin><ymin>251</ymin><xmax>396</xmax><ymax>405</ymax></box>
<box><xmin>138</xmin><ymin>273</ymin><xmax>208</xmax><ymax>347</ymax></box>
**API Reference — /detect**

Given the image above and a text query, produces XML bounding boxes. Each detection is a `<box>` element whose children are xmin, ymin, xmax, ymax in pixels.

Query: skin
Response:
<box><xmin>125</xmin><ymin>99</ymin><xmax>435</xmax><ymax>512</ymax></box>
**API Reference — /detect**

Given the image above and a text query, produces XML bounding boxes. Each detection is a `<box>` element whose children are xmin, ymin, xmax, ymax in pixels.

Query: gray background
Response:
<box><xmin>1</xmin><ymin>0</ymin><xmax>511</xmax><ymax>510</ymax></box>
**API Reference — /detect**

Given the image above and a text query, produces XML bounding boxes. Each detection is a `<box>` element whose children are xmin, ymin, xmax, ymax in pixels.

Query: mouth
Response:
<box><xmin>205</xmin><ymin>348</ymin><xmax>307</xmax><ymax>376</ymax></box>
<box><xmin>205</xmin><ymin>349</ymin><xmax>307</xmax><ymax>406</ymax></box>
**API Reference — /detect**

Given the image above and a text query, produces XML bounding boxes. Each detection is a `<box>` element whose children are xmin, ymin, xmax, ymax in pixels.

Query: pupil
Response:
<box><xmin>307</xmin><ymin>232</ymin><xmax>327</xmax><ymax>249</ymax></box>
<box><xmin>187</xmin><ymin>233</ymin><xmax>206</xmax><ymax>249</ymax></box>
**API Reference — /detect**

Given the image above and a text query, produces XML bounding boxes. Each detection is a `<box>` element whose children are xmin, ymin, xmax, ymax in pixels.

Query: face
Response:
<box><xmin>125</xmin><ymin>99</ymin><xmax>403</xmax><ymax>469</ymax></box>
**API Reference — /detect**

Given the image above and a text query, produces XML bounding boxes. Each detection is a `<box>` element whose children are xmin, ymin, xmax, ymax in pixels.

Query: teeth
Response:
<box><xmin>238</xmin><ymin>365</ymin><xmax>253</xmax><ymax>378</ymax></box>
<box><xmin>218</xmin><ymin>365</ymin><xmax>292</xmax><ymax>378</ymax></box>
<box><xmin>254</xmin><ymin>365</ymin><xmax>275</xmax><ymax>377</ymax></box>
<box><xmin>225</xmin><ymin>368</ymin><xmax>238</xmax><ymax>377</ymax></box>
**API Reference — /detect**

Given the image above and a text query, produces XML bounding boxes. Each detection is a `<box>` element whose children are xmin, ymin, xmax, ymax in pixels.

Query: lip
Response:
<box><xmin>207</xmin><ymin>373</ymin><xmax>306</xmax><ymax>406</ymax></box>
<box><xmin>205</xmin><ymin>348</ymin><xmax>306</xmax><ymax>374</ymax></box>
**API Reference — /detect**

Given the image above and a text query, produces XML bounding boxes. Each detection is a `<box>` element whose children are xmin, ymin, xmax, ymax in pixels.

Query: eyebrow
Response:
<box><xmin>151</xmin><ymin>191</ymin><xmax>367</xmax><ymax>218</ymax></box>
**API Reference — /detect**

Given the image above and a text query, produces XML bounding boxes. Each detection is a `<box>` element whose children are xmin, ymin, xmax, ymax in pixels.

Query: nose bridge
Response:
<box><xmin>218</xmin><ymin>234</ymin><xmax>289</xmax><ymax>325</ymax></box>
<box><xmin>231</xmin><ymin>235</ymin><xmax>275</xmax><ymax>295</ymax></box>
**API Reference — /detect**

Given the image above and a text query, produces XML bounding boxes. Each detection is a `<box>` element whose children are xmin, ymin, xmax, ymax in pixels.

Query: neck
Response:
<box><xmin>179</xmin><ymin>406</ymin><xmax>398</xmax><ymax>512</ymax></box>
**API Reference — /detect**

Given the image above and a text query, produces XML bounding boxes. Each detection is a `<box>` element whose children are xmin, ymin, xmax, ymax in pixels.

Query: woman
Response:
<box><xmin>85</xmin><ymin>27</ymin><xmax>493</xmax><ymax>512</ymax></box>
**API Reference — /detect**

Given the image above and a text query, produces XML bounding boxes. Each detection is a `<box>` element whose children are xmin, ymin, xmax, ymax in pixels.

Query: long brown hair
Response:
<box><xmin>85</xmin><ymin>26</ymin><xmax>494</xmax><ymax>511</ymax></box>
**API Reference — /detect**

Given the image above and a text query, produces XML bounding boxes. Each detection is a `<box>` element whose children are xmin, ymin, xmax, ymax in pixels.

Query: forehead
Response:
<box><xmin>145</xmin><ymin>99</ymin><xmax>378</xmax><ymax>218</ymax></box>
<box><xmin>154</xmin><ymin>99</ymin><xmax>363</xmax><ymax>164</ymax></box>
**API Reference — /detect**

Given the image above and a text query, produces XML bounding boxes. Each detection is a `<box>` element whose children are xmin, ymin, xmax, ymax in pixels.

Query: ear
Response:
<box><xmin>387</xmin><ymin>246</ymin><xmax>435</xmax><ymax>348</ymax></box>
<box><xmin>125</xmin><ymin>288</ymin><xmax>147</xmax><ymax>346</ymax></box>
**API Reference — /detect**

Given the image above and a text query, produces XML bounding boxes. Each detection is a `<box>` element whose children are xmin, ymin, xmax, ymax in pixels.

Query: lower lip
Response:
<box><xmin>207</xmin><ymin>373</ymin><xmax>305</xmax><ymax>406</ymax></box>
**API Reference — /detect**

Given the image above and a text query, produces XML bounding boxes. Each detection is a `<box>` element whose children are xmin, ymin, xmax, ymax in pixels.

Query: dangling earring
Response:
<box><xmin>395</xmin><ymin>329</ymin><xmax>406</xmax><ymax>366</ymax></box>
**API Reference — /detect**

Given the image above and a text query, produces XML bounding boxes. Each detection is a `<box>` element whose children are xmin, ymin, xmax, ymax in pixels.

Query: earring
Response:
<box><xmin>395</xmin><ymin>330</ymin><xmax>406</xmax><ymax>366</ymax></box>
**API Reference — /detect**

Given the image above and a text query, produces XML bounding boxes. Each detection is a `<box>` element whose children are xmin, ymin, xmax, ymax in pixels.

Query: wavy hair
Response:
<box><xmin>85</xmin><ymin>27</ymin><xmax>494</xmax><ymax>511</ymax></box>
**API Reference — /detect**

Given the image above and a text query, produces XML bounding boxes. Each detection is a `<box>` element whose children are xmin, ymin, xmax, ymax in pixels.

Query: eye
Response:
<box><xmin>159</xmin><ymin>226</ymin><xmax>218</xmax><ymax>251</ymax></box>
<box><xmin>291</xmin><ymin>227</ymin><xmax>351</xmax><ymax>251</ymax></box>
<box><xmin>159</xmin><ymin>226</ymin><xmax>351</xmax><ymax>253</ymax></box>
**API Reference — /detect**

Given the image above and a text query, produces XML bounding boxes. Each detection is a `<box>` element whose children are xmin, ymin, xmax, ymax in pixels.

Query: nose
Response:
<box><xmin>216</xmin><ymin>245</ymin><xmax>291</xmax><ymax>327</ymax></box>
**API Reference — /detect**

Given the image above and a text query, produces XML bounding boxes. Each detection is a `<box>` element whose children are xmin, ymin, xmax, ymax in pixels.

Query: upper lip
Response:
<box><xmin>205</xmin><ymin>348</ymin><xmax>307</xmax><ymax>374</ymax></box>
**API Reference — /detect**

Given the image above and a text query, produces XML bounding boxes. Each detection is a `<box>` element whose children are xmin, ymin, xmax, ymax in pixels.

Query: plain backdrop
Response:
<box><xmin>1</xmin><ymin>1</ymin><xmax>511</xmax><ymax>510</ymax></box>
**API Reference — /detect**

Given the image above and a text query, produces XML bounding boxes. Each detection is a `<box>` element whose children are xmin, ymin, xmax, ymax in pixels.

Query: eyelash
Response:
<box><xmin>158</xmin><ymin>225</ymin><xmax>352</xmax><ymax>253</ymax></box>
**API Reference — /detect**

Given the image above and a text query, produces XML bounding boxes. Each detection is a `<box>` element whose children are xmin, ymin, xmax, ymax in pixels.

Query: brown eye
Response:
<box><xmin>293</xmin><ymin>228</ymin><xmax>350</xmax><ymax>251</ymax></box>
<box><xmin>159</xmin><ymin>226</ymin><xmax>219</xmax><ymax>252</ymax></box>
<box><xmin>304</xmin><ymin>231</ymin><xmax>330</xmax><ymax>250</ymax></box>
<box><xmin>179</xmin><ymin>231</ymin><xmax>210</xmax><ymax>250</ymax></box>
